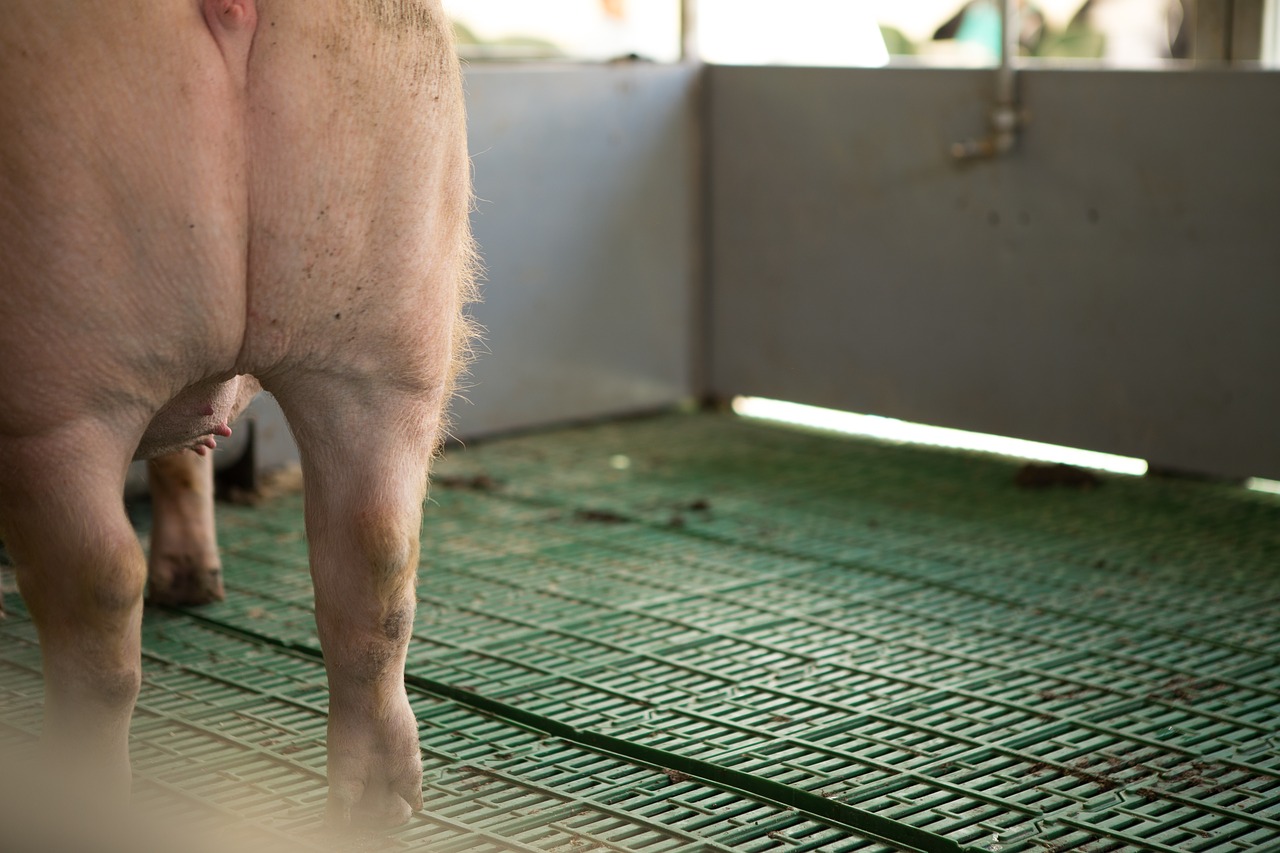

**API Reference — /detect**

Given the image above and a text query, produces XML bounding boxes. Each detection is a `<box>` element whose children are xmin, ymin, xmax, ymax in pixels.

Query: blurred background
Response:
<box><xmin>442</xmin><ymin>0</ymin><xmax>1277</xmax><ymax>67</ymax></box>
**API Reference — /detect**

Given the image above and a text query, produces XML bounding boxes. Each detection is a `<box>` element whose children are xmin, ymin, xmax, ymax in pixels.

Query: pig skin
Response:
<box><xmin>0</xmin><ymin>0</ymin><xmax>476</xmax><ymax>829</ymax></box>
<box><xmin>146</xmin><ymin>448</ymin><xmax>228</xmax><ymax>607</ymax></box>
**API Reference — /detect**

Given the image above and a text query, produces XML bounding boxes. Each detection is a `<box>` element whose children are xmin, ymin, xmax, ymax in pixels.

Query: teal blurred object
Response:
<box><xmin>955</xmin><ymin>0</ymin><xmax>1004</xmax><ymax>60</ymax></box>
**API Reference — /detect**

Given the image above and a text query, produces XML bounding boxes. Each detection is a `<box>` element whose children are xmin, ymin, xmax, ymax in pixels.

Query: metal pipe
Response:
<box><xmin>952</xmin><ymin>0</ymin><xmax>1024</xmax><ymax>161</ymax></box>
<box><xmin>996</xmin><ymin>0</ymin><xmax>1018</xmax><ymax>106</ymax></box>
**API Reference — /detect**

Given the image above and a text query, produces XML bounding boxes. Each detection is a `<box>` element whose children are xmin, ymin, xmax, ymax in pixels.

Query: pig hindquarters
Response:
<box><xmin>0</xmin><ymin>0</ymin><xmax>475</xmax><ymax>828</ymax></box>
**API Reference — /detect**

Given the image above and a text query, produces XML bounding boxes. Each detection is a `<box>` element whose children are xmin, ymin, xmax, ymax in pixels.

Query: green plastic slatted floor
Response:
<box><xmin>2</xmin><ymin>412</ymin><xmax>1279</xmax><ymax>851</ymax></box>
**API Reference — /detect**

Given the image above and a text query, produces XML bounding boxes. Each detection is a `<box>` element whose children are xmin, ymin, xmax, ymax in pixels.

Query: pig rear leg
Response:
<box><xmin>269</xmin><ymin>380</ymin><xmax>440</xmax><ymax>828</ymax></box>
<box><xmin>146</xmin><ymin>450</ymin><xmax>225</xmax><ymax>606</ymax></box>
<box><xmin>0</xmin><ymin>428</ymin><xmax>145</xmax><ymax>786</ymax></box>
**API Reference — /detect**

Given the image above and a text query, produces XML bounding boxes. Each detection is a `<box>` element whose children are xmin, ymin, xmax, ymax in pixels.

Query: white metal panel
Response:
<box><xmin>709</xmin><ymin>66</ymin><xmax>1280</xmax><ymax>478</ymax></box>
<box><xmin>454</xmin><ymin>64</ymin><xmax>702</xmax><ymax>438</ymax></box>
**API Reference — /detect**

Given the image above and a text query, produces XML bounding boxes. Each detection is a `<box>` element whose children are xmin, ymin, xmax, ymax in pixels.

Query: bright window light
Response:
<box><xmin>698</xmin><ymin>0</ymin><xmax>890</xmax><ymax>67</ymax></box>
<box><xmin>1264</xmin><ymin>0</ymin><xmax>1280</xmax><ymax>68</ymax></box>
<box><xmin>732</xmin><ymin>397</ymin><xmax>1149</xmax><ymax>476</ymax></box>
<box><xmin>1247</xmin><ymin>478</ymin><xmax>1280</xmax><ymax>495</ymax></box>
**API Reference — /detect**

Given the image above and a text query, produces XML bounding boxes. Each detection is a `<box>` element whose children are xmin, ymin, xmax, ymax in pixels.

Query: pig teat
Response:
<box><xmin>201</xmin><ymin>0</ymin><xmax>257</xmax><ymax>86</ymax></box>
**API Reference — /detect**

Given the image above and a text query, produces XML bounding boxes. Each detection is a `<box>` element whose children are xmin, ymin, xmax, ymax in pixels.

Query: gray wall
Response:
<box><xmin>709</xmin><ymin>67</ymin><xmax>1280</xmax><ymax>479</ymax></box>
<box><xmin>223</xmin><ymin>64</ymin><xmax>1280</xmax><ymax>482</ymax></box>
<box><xmin>453</xmin><ymin>64</ymin><xmax>702</xmax><ymax>438</ymax></box>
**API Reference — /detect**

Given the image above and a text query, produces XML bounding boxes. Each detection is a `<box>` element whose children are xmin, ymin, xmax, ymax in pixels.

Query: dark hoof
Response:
<box><xmin>146</xmin><ymin>564</ymin><xmax>226</xmax><ymax>607</ymax></box>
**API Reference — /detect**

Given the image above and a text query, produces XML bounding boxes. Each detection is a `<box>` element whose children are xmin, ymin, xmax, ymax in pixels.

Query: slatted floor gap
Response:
<box><xmin>2</xmin><ymin>412</ymin><xmax>1278</xmax><ymax>852</ymax></box>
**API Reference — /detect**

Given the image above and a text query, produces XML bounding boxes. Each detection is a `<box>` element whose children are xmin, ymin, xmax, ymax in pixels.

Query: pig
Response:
<box><xmin>0</xmin><ymin>0</ymin><xmax>476</xmax><ymax>828</ymax></box>
<box><xmin>3</xmin><ymin>437</ymin><xmax>234</xmax><ymax>616</ymax></box>
<box><xmin>146</xmin><ymin>448</ymin><xmax>231</xmax><ymax>606</ymax></box>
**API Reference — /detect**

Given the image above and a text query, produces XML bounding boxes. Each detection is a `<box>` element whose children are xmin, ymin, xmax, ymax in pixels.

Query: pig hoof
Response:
<box><xmin>147</xmin><ymin>559</ymin><xmax>225</xmax><ymax>607</ymax></box>
<box><xmin>325</xmin><ymin>697</ymin><xmax>423</xmax><ymax>829</ymax></box>
<box><xmin>325</xmin><ymin>761</ymin><xmax>422</xmax><ymax>830</ymax></box>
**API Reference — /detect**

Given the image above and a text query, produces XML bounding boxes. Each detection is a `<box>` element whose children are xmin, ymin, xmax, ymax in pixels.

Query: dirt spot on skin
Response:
<box><xmin>362</xmin><ymin>0</ymin><xmax>437</xmax><ymax>35</ymax></box>
<box><xmin>355</xmin><ymin>514</ymin><xmax>418</xmax><ymax>593</ymax></box>
<box><xmin>381</xmin><ymin>604</ymin><xmax>414</xmax><ymax>644</ymax></box>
